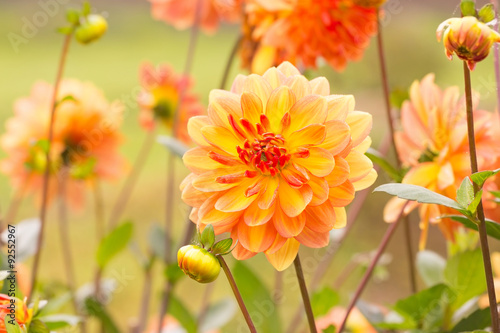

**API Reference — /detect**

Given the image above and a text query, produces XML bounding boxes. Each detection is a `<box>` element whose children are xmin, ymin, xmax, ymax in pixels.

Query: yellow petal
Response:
<box><xmin>310</xmin><ymin>77</ymin><xmax>330</xmax><ymax>96</ymax></box>
<box><xmin>230</xmin><ymin>74</ymin><xmax>247</xmax><ymax>94</ymax></box>
<box><xmin>208</xmin><ymin>95</ymin><xmax>242</xmax><ymax>130</ymax></box>
<box><xmin>325</xmin><ymin>156</ymin><xmax>350</xmax><ymax>187</ymax></box>
<box><xmin>318</xmin><ymin>120</ymin><xmax>351</xmax><ymax>155</ymax></box>
<box><xmin>187</xmin><ymin>116</ymin><xmax>211</xmax><ymax>146</ymax></box>
<box><xmin>437</xmin><ymin>162</ymin><xmax>455</xmax><ymax>190</ymax></box>
<box><xmin>352</xmin><ymin>169</ymin><xmax>378</xmax><ymax>191</ymax></box>
<box><xmin>265</xmin><ymin>238</ymin><xmax>300</xmax><ymax>271</ymax></box>
<box><xmin>402</xmin><ymin>163</ymin><xmax>440</xmax><ymax>188</ymax></box>
<box><xmin>258</xmin><ymin>176</ymin><xmax>280</xmax><ymax>209</ymax></box>
<box><xmin>353</xmin><ymin>136</ymin><xmax>372</xmax><ymax>154</ymax></box>
<box><xmin>286</xmin><ymin>95</ymin><xmax>327</xmax><ymax>135</ymax></box>
<box><xmin>294</xmin><ymin>147</ymin><xmax>334</xmax><ymax>178</ymax></box>
<box><xmin>183</xmin><ymin>147</ymin><xmax>228</xmax><ymax>173</ymax></box>
<box><xmin>277</xmin><ymin>61</ymin><xmax>301</xmax><ymax>77</ymax></box>
<box><xmin>273</xmin><ymin>205</ymin><xmax>306</xmax><ymax>237</ymax></box>
<box><xmin>345</xmin><ymin>151</ymin><xmax>373</xmax><ymax>182</ymax></box>
<box><xmin>238</xmin><ymin>221</ymin><xmax>277</xmax><ymax>253</ymax></box>
<box><xmin>192</xmin><ymin>168</ymin><xmax>245</xmax><ymax>192</ymax></box>
<box><xmin>263</xmin><ymin>67</ymin><xmax>286</xmax><ymax>89</ymax></box>
<box><xmin>325</xmin><ymin>95</ymin><xmax>354</xmax><ymax>122</ymax></box>
<box><xmin>251</xmin><ymin>45</ymin><xmax>277</xmax><ymax>75</ymax></box>
<box><xmin>265</xmin><ymin>86</ymin><xmax>296</xmax><ymax>133</ymax></box>
<box><xmin>346</xmin><ymin>111</ymin><xmax>372</xmax><ymax>146</ymax></box>
<box><xmin>265</xmin><ymin>233</ymin><xmax>288</xmax><ymax>255</ymax></box>
<box><xmin>241</xmin><ymin>92</ymin><xmax>263</xmax><ymax>125</ymax></box>
<box><xmin>215</xmin><ymin>177</ymin><xmax>260</xmax><ymax>212</ymax></box>
<box><xmin>243</xmin><ymin>74</ymin><xmax>273</xmax><ymax>110</ymax></box>
<box><xmin>284</xmin><ymin>75</ymin><xmax>312</xmax><ymax>100</ymax></box>
<box><xmin>201</xmin><ymin>125</ymin><xmax>242</xmax><ymax>156</ymax></box>
<box><xmin>288</xmin><ymin>124</ymin><xmax>326</xmax><ymax>148</ymax></box>
<box><xmin>307</xmin><ymin>175</ymin><xmax>329</xmax><ymax>206</ymax></box>
<box><xmin>278</xmin><ymin>179</ymin><xmax>312</xmax><ymax>217</ymax></box>
<box><xmin>333</xmin><ymin>207</ymin><xmax>347</xmax><ymax>228</ymax></box>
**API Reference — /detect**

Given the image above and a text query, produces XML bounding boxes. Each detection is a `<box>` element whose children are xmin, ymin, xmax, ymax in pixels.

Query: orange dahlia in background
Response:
<box><xmin>0</xmin><ymin>294</ymin><xmax>32</xmax><ymax>332</ymax></box>
<box><xmin>316</xmin><ymin>307</ymin><xmax>377</xmax><ymax>333</ymax></box>
<box><xmin>0</xmin><ymin>80</ymin><xmax>126</xmax><ymax>208</ymax></box>
<box><xmin>384</xmin><ymin>74</ymin><xmax>500</xmax><ymax>249</ymax></box>
<box><xmin>138</xmin><ymin>63</ymin><xmax>205</xmax><ymax>144</ymax></box>
<box><xmin>241</xmin><ymin>0</ymin><xmax>378</xmax><ymax>74</ymax></box>
<box><xmin>148</xmin><ymin>0</ymin><xmax>242</xmax><ymax>33</ymax></box>
<box><xmin>181</xmin><ymin>61</ymin><xmax>377</xmax><ymax>271</ymax></box>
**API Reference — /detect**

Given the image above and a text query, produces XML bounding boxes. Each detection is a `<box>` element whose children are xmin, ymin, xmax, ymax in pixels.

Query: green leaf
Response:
<box><xmin>311</xmin><ymin>287</ymin><xmax>339</xmax><ymax>317</ymax></box>
<box><xmin>38</xmin><ymin>314</ymin><xmax>80</xmax><ymax>330</ymax></box>
<box><xmin>448</xmin><ymin>215</ymin><xmax>500</xmax><ymax>241</ymax></box>
<box><xmin>28</xmin><ymin>319</ymin><xmax>50</xmax><ymax>333</ymax></box>
<box><xmin>66</xmin><ymin>9</ymin><xmax>80</xmax><ymax>25</ymax></box>
<box><xmin>390</xmin><ymin>88</ymin><xmax>410</xmax><ymax>109</ymax></box>
<box><xmin>467</xmin><ymin>189</ymin><xmax>483</xmax><ymax>215</ymax></box>
<box><xmin>416</xmin><ymin>250</ymin><xmax>446</xmax><ymax>287</ymax></box>
<box><xmin>57</xmin><ymin>26</ymin><xmax>73</xmax><ymax>35</ymax></box>
<box><xmin>470</xmin><ymin>169</ymin><xmax>500</xmax><ymax>188</ymax></box>
<box><xmin>84</xmin><ymin>298</ymin><xmax>120</xmax><ymax>333</ymax></box>
<box><xmin>165</xmin><ymin>263</ymin><xmax>185</xmax><ymax>284</ymax></box>
<box><xmin>96</xmin><ymin>222</ymin><xmax>133</xmax><ymax>268</ymax></box>
<box><xmin>374</xmin><ymin>183</ymin><xmax>465</xmax><ymax>212</ymax></box>
<box><xmin>233</xmin><ymin>261</ymin><xmax>282</xmax><ymax>332</ymax></box>
<box><xmin>211</xmin><ymin>238</ymin><xmax>233</xmax><ymax>255</ymax></box>
<box><xmin>478</xmin><ymin>3</ymin><xmax>495</xmax><ymax>23</ymax></box>
<box><xmin>168</xmin><ymin>295</ymin><xmax>197</xmax><ymax>333</ymax></box>
<box><xmin>457</xmin><ymin>177</ymin><xmax>475</xmax><ymax>208</ymax></box>
<box><xmin>449</xmin><ymin>306</ymin><xmax>491</xmax><ymax>333</ymax></box>
<box><xmin>490</xmin><ymin>191</ymin><xmax>500</xmax><ymax>199</ymax></box>
<box><xmin>199</xmin><ymin>298</ymin><xmax>237</xmax><ymax>332</ymax></box>
<box><xmin>200</xmin><ymin>224</ymin><xmax>215</xmax><ymax>249</ymax></box>
<box><xmin>5</xmin><ymin>320</ymin><xmax>21</xmax><ymax>333</ymax></box>
<box><xmin>366</xmin><ymin>148</ymin><xmax>402</xmax><ymax>182</ymax></box>
<box><xmin>460</xmin><ymin>0</ymin><xmax>476</xmax><ymax>17</ymax></box>
<box><xmin>34</xmin><ymin>139</ymin><xmax>50</xmax><ymax>154</ymax></box>
<box><xmin>323</xmin><ymin>325</ymin><xmax>336</xmax><ymax>333</ymax></box>
<box><xmin>444</xmin><ymin>249</ymin><xmax>486</xmax><ymax>311</ymax></box>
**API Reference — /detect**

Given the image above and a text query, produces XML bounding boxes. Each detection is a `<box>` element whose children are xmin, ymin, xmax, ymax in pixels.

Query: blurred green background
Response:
<box><xmin>1</xmin><ymin>0</ymin><xmax>500</xmax><ymax>331</ymax></box>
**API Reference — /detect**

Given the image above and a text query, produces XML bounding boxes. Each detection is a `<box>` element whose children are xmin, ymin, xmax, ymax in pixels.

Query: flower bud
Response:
<box><xmin>436</xmin><ymin>16</ymin><xmax>500</xmax><ymax>70</ymax></box>
<box><xmin>177</xmin><ymin>245</ymin><xmax>220</xmax><ymax>283</ymax></box>
<box><xmin>75</xmin><ymin>14</ymin><xmax>108</xmax><ymax>44</ymax></box>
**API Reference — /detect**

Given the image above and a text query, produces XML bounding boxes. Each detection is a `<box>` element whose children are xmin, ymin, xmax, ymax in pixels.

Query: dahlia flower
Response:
<box><xmin>181</xmin><ymin>62</ymin><xmax>376</xmax><ymax>271</ymax></box>
<box><xmin>0</xmin><ymin>294</ymin><xmax>32</xmax><ymax>332</ymax></box>
<box><xmin>437</xmin><ymin>16</ymin><xmax>500</xmax><ymax>70</ymax></box>
<box><xmin>384</xmin><ymin>74</ymin><xmax>500</xmax><ymax>249</ymax></box>
<box><xmin>316</xmin><ymin>307</ymin><xmax>377</xmax><ymax>333</ymax></box>
<box><xmin>138</xmin><ymin>63</ymin><xmax>205</xmax><ymax>144</ymax></box>
<box><xmin>148</xmin><ymin>0</ymin><xmax>242</xmax><ymax>33</ymax></box>
<box><xmin>240</xmin><ymin>0</ymin><xmax>378</xmax><ymax>74</ymax></box>
<box><xmin>0</xmin><ymin>80</ymin><xmax>126</xmax><ymax>208</ymax></box>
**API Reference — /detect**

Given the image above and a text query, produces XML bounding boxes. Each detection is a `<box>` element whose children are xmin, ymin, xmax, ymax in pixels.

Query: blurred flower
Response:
<box><xmin>437</xmin><ymin>16</ymin><xmax>500</xmax><ymax>70</ymax></box>
<box><xmin>145</xmin><ymin>315</ymin><xmax>219</xmax><ymax>332</ymax></box>
<box><xmin>138</xmin><ymin>63</ymin><xmax>205</xmax><ymax>144</ymax></box>
<box><xmin>0</xmin><ymin>294</ymin><xmax>32</xmax><ymax>332</ymax></box>
<box><xmin>181</xmin><ymin>62</ymin><xmax>376</xmax><ymax>271</ymax></box>
<box><xmin>384</xmin><ymin>74</ymin><xmax>500</xmax><ymax>249</ymax></box>
<box><xmin>177</xmin><ymin>244</ymin><xmax>221</xmax><ymax>283</ymax></box>
<box><xmin>75</xmin><ymin>14</ymin><xmax>108</xmax><ymax>44</ymax></box>
<box><xmin>316</xmin><ymin>307</ymin><xmax>377</xmax><ymax>333</ymax></box>
<box><xmin>240</xmin><ymin>0</ymin><xmax>378</xmax><ymax>74</ymax></box>
<box><xmin>0</xmin><ymin>80</ymin><xmax>126</xmax><ymax>208</ymax></box>
<box><xmin>148</xmin><ymin>0</ymin><xmax>242</xmax><ymax>33</ymax></box>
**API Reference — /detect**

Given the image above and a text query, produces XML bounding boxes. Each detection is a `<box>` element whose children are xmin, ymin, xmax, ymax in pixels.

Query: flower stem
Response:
<box><xmin>219</xmin><ymin>35</ymin><xmax>242</xmax><ymax>90</ymax></box>
<box><xmin>94</xmin><ymin>180</ymin><xmax>106</xmax><ymax>303</ymax></box>
<box><xmin>28</xmin><ymin>31</ymin><xmax>73</xmax><ymax>303</ymax></box>
<box><xmin>134</xmin><ymin>258</ymin><xmax>155</xmax><ymax>333</ymax></box>
<box><xmin>376</xmin><ymin>8</ymin><xmax>417</xmax><ymax>294</ymax></box>
<box><xmin>218</xmin><ymin>256</ymin><xmax>257</xmax><ymax>333</ymax></box>
<box><xmin>338</xmin><ymin>203</ymin><xmax>408</xmax><ymax>333</ymax></box>
<box><xmin>294</xmin><ymin>254</ymin><xmax>317</xmax><ymax>333</ymax></box>
<box><xmin>463</xmin><ymin>61</ymin><xmax>500</xmax><ymax>333</ymax></box>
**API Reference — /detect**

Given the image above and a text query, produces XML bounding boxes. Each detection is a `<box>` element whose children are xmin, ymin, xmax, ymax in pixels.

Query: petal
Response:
<box><xmin>345</xmin><ymin>151</ymin><xmax>373</xmax><ymax>182</ymax></box>
<box><xmin>402</xmin><ymin>163</ymin><xmax>440</xmax><ymax>188</ymax></box>
<box><xmin>305</xmin><ymin>200</ymin><xmax>335</xmax><ymax>233</ymax></box>
<box><xmin>325</xmin><ymin>156</ymin><xmax>350</xmax><ymax>187</ymax></box>
<box><xmin>318</xmin><ymin>120</ymin><xmax>351</xmax><ymax>155</ymax></box>
<box><xmin>278</xmin><ymin>178</ymin><xmax>313</xmax><ymax>217</ymax></box>
<box><xmin>383</xmin><ymin>197</ymin><xmax>417</xmax><ymax>223</ymax></box>
<box><xmin>346</xmin><ymin>111</ymin><xmax>372</xmax><ymax>146</ymax></box>
<box><xmin>265</xmin><ymin>238</ymin><xmax>300</xmax><ymax>271</ymax></box>
<box><xmin>258</xmin><ymin>176</ymin><xmax>280</xmax><ymax>209</ymax></box>
<box><xmin>288</xmin><ymin>124</ymin><xmax>326</xmax><ymax>148</ymax></box>
<box><xmin>241</xmin><ymin>92</ymin><xmax>263</xmax><ymax>125</ymax></box>
<box><xmin>307</xmin><ymin>175</ymin><xmax>329</xmax><ymax>206</ymax></box>
<box><xmin>201</xmin><ymin>125</ymin><xmax>242</xmax><ymax>156</ymax></box>
<box><xmin>230</xmin><ymin>74</ymin><xmax>247</xmax><ymax>94</ymax></box>
<box><xmin>310</xmin><ymin>77</ymin><xmax>330</xmax><ymax>96</ymax></box>
<box><xmin>284</xmin><ymin>75</ymin><xmax>312</xmax><ymax>100</ymax></box>
<box><xmin>183</xmin><ymin>147</ymin><xmax>227</xmax><ymax>173</ymax></box>
<box><xmin>294</xmin><ymin>147</ymin><xmax>334</xmax><ymax>178</ymax></box>
<box><xmin>215</xmin><ymin>177</ymin><xmax>260</xmax><ymax>212</ymax></box>
<box><xmin>295</xmin><ymin>225</ymin><xmax>330</xmax><ymax>248</ymax></box>
<box><xmin>192</xmin><ymin>167</ymin><xmax>246</xmax><ymax>192</ymax></box>
<box><xmin>273</xmin><ymin>205</ymin><xmax>306</xmax><ymax>237</ymax></box>
<box><xmin>353</xmin><ymin>136</ymin><xmax>372</xmax><ymax>154</ymax></box>
<box><xmin>243</xmin><ymin>74</ymin><xmax>273</xmax><ymax>110</ymax></box>
<box><xmin>208</xmin><ymin>95</ymin><xmax>242</xmax><ymax>129</ymax></box>
<box><xmin>328</xmin><ymin>180</ymin><xmax>355</xmax><ymax>207</ymax></box>
<box><xmin>277</xmin><ymin>61</ymin><xmax>301</xmax><ymax>77</ymax></box>
<box><xmin>352</xmin><ymin>169</ymin><xmax>378</xmax><ymax>191</ymax></box>
<box><xmin>286</xmin><ymin>95</ymin><xmax>327</xmax><ymax>135</ymax></box>
<box><xmin>333</xmin><ymin>207</ymin><xmax>347</xmax><ymax>228</ymax></box>
<box><xmin>238</xmin><ymin>221</ymin><xmax>277</xmax><ymax>253</ymax></box>
<box><xmin>231</xmin><ymin>229</ymin><xmax>257</xmax><ymax>260</ymax></box>
<box><xmin>437</xmin><ymin>162</ymin><xmax>455</xmax><ymax>190</ymax></box>
<box><xmin>265</xmin><ymin>86</ymin><xmax>296</xmax><ymax>133</ymax></box>
<box><xmin>182</xmin><ymin>181</ymin><xmax>212</xmax><ymax>207</ymax></box>
<box><xmin>325</xmin><ymin>95</ymin><xmax>354</xmax><ymax>122</ymax></box>
<box><xmin>263</xmin><ymin>67</ymin><xmax>286</xmax><ymax>89</ymax></box>
<box><xmin>244</xmin><ymin>200</ymin><xmax>276</xmax><ymax>226</ymax></box>
<box><xmin>187</xmin><ymin>116</ymin><xmax>211</xmax><ymax>146</ymax></box>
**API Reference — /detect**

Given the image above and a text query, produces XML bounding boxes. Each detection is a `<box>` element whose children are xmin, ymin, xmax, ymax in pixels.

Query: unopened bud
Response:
<box><xmin>75</xmin><ymin>14</ymin><xmax>108</xmax><ymax>44</ymax></box>
<box><xmin>177</xmin><ymin>245</ymin><xmax>220</xmax><ymax>283</ymax></box>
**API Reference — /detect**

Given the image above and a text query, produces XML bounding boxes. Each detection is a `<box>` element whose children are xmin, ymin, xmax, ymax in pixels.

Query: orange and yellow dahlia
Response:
<box><xmin>0</xmin><ymin>80</ymin><xmax>126</xmax><ymax>208</ymax></box>
<box><xmin>138</xmin><ymin>63</ymin><xmax>205</xmax><ymax>144</ymax></box>
<box><xmin>181</xmin><ymin>62</ymin><xmax>376</xmax><ymax>270</ymax></box>
<box><xmin>0</xmin><ymin>294</ymin><xmax>32</xmax><ymax>332</ymax></box>
<box><xmin>148</xmin><ymin>0</ymin><xmax>242</xmax><ymax>33</ymax></box>
<box><xmin>241</xmin><ymin>0</ymin><xmax>378</xmax><ymax>74</ymax></box>
<box><xmin>384</xmin><ymin>74</ymin><xmax>500</xmax><ymax>248</ymax></box>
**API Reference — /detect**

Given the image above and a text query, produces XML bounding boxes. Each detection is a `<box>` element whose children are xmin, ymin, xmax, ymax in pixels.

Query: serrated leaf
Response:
<box><xmin>165</xmin><ymin>263</ymin><xmax>185</xmax><ymax>284</ymax></box>
<box><xmin>449</xmin><ymin>306</ymin><xmax>491</xmax><ymax>333</ymax></box>
<box><xmin>96</xmin><ymin>222</ymin><xmax>133</xmax><ymax>268</ymax></box>
<box><xmin>157</xmin><ymin>135</ymin><xmax>189</xmax><ymax>158</ymax></box>
<box><xmin>168</xmin><ymin>295</ymin><xmax>197</xmax><ymax>333</ymax></box>
<box><xmin>374</xmin><ymin>183</ymin><xmax>465</xmax><ymax>211</ymax></box>
<box><xmin>199</xmin><ymin>298</ymin><xmax>237</xmax><ymax>332</ymax></box>
<box><xmin>457</xmin><ymin>177</ymin><xmax>475</xmax><ymax>208</ymax></box>
<box><xmin>448</xmin><ymin>215</ymin><xmax>500</xmax><ymax>240</ymax></box>
<box><xmin>311</xmin><ymin>287</ymin><xmax>339</xmax><ymax>317</ymax></box>
<box><xmin>467</xmin><ymin>189</ymin><xmax>483</xmax><ymax>215</ymax></box>
<box><xmin>478</xmin><ymin>3</ymin><xmax>495</xmax><ymax>23</ymax></box>
<box><xmin>211</xmin><ymin>238</ymin><xmax>233</xmax><ymax>255</ymax></box>
<box><xmin>470</xmin><ymin>169</ymin><xmax>500</xmax><ymax>188</ymax></box>
<box><xmin>416</xmin><ymin>250</ymin><xmax>446</xmax><ymax>287</ymax></box>
<box><xmin>461</xmin><ymin>0</ymin><xmax>476</xmax><ymax>17</ymax></box>
<box><xmin>444</xmin><ymin>249</ymin><xmax>486</xmax><ymax>311</ymax></box>
<box><xmin>28</xmin><ymin>319</ymin><xmax>50</xmax><ymax>333</ymax></box>
<box><xmin>200</xmin><ymin>225</ymin><xmax>215</xmax><ymax>249</ymax></box>
<box><xmin>366</xmin><ymin>148</ymin><xmax>402</xmax><ymax>182</ymax></box>
<box><xmin>84</xmin><ymin>298</ymin><xmax>120</xmax><ymax>333</ymax></box>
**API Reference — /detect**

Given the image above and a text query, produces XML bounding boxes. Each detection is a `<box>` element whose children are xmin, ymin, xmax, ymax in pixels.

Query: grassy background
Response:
<box><xmin>1</xmin><ymin>0</ymin><xmax>499</xmax><ymax>331</ymax></box>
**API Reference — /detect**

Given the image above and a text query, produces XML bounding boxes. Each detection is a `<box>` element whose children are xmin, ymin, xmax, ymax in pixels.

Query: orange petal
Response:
<box><xmin>244</xmin><ymin>200</ymin><xmax>276</xmax><ymax>226</ymax></box>
<box><xmin>208</xmin><ymin>95</ymin><xmax>242</xmax><ymax>130</ymax></box>
<box><xmin>402</xmin><ymin>162</ymin><xmax>440</xmax><ymax>188</ymax></box>
<box><xmin>294</xmin><ymin>147</ymin><xmax>334</xmax><ymax>178</ymax></box>
<box><xmin>192</xmin><ymin>167</ymin><xmax>246</xmax><ymax>192</ymax></box>
<box><xmin>306</xmin><ymin>201</ymin><xmax>335</xmax><ymax>233</ymax></box>
<box><xmin>345</xmin><ymin>151</ymin><xmax>373</xmax><ymax>182</ymax></box>
<box><xmin>295</xmin><ymin>225</ymin><xmax>330</xmax><ymax>248</ymax></box>
<box><xmin>241</xmin><ymin>92</ymin><xmax>263</xmax><ymax>125</ymax></box>
<box><xmin>243</xmin><ymin>74</ymin><xmax>273</xmax><ymax>110</ymax></box>
<box><xmin>285</xmin><ymin>95</ymin><xmax>327</xmax><ymax>135</ymax></box>
<box><xmin>325</xmin><ymin>95</ymin><xmax>354</xmax><ymax>122</ymax></box>
<box><xmin>277</xmin><ymin>61</ymin><xmax>301</xmax><ymax>77</ymax></box>
<box><xmin>383</xmin><ymin>197</ymin><xmax>417</xmax><ymax>223</ymax></box>
<box><xmin>238</xmin><ymin>221</ymin><xmax>277</xmax><ymax>253</ymax></box>
<box><xmin>265</xmin><ymin>86</ymin><xmax>296</xmax><ymax>133</ymax></box>
<box><xmin>265</xmin><ymin>238</ymin><xmax>300</xmax><ymax>271</ymax></box>
<box><xmin>187</xmin><ymin>116</ymin><xmax>211</xmax><ymax>146</ymax></box>
<box><xmin>201</xmin><ymin>125</ymin><xmax>242</xmax><ymax>156</ymax></box>
<box><xmin>282</xmin><ymin>166</ymin><xmax>309</xmax><ymax>187</ymax></box>
<box><xmin>273</xmin><ymin>205</ymin><xmax>306</xmax><ymax>237</ymax></box>
<box><xmin>231</xmin><ymin>228</ymin><xmax>257</xmax><ymax>260</ymax></box>
<box><xmin>352</xmin><ymin>169</ymin><xmax>378</xmax><ymax>191</ymax></box>
<box><xmin>265</xmin><ymin>233</ymin><xmax>288</xmax><ymax>255</ymax></box>
<box><xmin>346</xmin><ymin>111</ymin><xmax>372</xmax><ymax>146</ymax></box>
<box><xmin>328</xmin><ymin>180</ymin><xmax>355</xmax><ymax>207</ymax></box>
<box><xmin>284</xmin><ymin>75</ymin><xmax>312</xmax><ymax>100</ymax></box>
<box><xmin>318</xmin><ymin>120</ymin><xmax>351</xmax><ymax>155</ymax></box>
<box><xmin>263</xmin><ymin>67</ymin><xmax>286</xmax><ymax>89</ymax></box>
<box><xmin>215</xmin><ymin>177</ymin><xmax>260</xmax><ymax>212</ymax></box>
<box><xmin>182</xmin><ymin>181</ymin><xmax>212</xmax><ymax>207</ymax></box>
<box><xmin>258</xmin><ymin>176</ymin><xmax>280</xmax><ymax>209</ymax></box>
<box><xmin>288</xmin><ymin>124</ymin><xmax>326</xmax><ymax>148</ymax></box>
<box><xmin>325</xmin><ymin>156</ymin><xmax>350</xmax><ymax>187</ymax></box>
<box><xmin>310</xmin><ymin>77</ymin><xmax>330</xmax><ymax>96</ymax></box>
<box><xmin>437</xmin><ymin>162</ymin><xmax>455</xmax><ymax>190</ymax></box>
<box><xmin>278</xmin><ymin>178</ymin><xmax>312</xmax><ymax>217</ymax></box>
<box><xmin>307</xmin><ymin>175</ymin><xmax>329</xmax><ymax>206</ymax></box>
<box><xmin>183</xmin><ymin>147</ymin><xmax>228</xmax><ymax>173</ymax></box>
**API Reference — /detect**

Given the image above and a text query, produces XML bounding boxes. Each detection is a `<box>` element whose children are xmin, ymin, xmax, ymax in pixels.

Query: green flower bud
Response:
<box><xmin>75</xmin><ymin>14</ymin><xmax>108</xmax><ymax>44</ymax></box>
<box><xmin>177</xmin><ymin>245</ymin><xmax>220</xmax><ymax>283</ymax></box>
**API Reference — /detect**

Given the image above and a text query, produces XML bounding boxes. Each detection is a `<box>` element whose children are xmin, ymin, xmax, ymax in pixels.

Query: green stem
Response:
<box><xmin>376</xmin><ymin>9</ymin><xmax>417</xmax><ymax>294</ymax></box>
<box><xmin>463</xmin><ymin>61</ymin><xmax>500</xmax><ymax>333</ymax></box>
<box><xmin>218</xmin><ymin>256</ymin><xmax>257</xmax><ymax>333</ymax></box>
<box><xmin>28</xmin><ymin>31</ymin><xmax>73</xmax><ymax>303</ymax></box>
<box><xmin>294</xmin><ymin>254</ymin><xmax>317</xmax><ymax>333</ymax></box>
